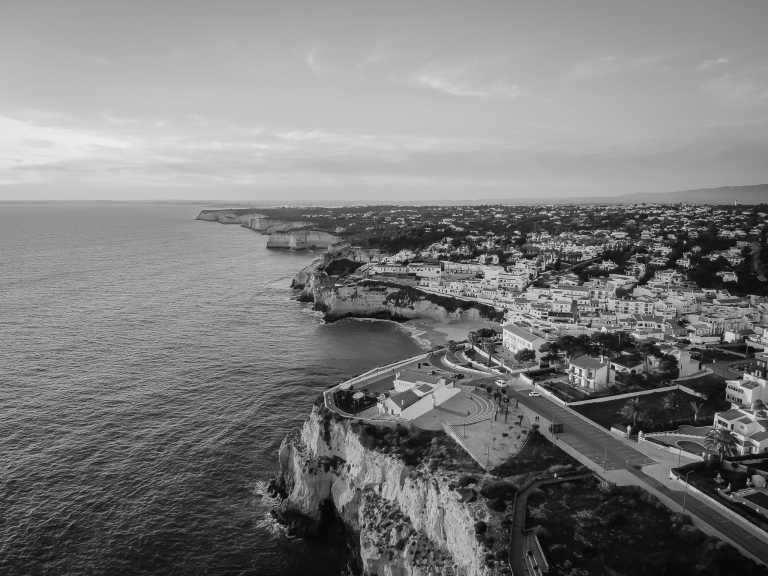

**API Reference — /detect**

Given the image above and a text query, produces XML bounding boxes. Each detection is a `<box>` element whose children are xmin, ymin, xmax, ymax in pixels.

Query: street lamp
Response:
<box><xmin>681</xmin><ymin>470</ymin><xmax>693</xmax><ymax>513</ymax></box>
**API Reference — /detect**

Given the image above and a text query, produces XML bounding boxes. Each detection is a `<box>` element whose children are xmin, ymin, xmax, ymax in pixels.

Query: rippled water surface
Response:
<box><xmin>0</xmin><ymin>203</ymin><xmax>420</xmax><ymax>576</ymax></box>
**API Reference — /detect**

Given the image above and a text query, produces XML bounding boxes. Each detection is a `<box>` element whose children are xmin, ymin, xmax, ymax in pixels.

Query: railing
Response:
<box><xmin>337</xmin><ymin>351</ymin><xmax>434</xmax><ymax>390</ymax></box>
<box><xmin>567</xmin><ymin>385</ymin><xmax>679</xmax><ymax>406</ymax></box>
<box><xmin>322</xmin><ymin>348</ymin><xmax>445</xmax><ymax>422</ymax></box>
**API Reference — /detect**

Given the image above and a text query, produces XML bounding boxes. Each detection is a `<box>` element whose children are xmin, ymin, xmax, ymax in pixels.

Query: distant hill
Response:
<box><xmin>609</xmin><ymin>184</ymin><xmax>768</xmax><ymax>205</ymax></box>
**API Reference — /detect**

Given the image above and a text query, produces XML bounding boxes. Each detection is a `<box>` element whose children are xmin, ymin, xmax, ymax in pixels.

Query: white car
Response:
<box><xmin>495</xmin><ymin>379</ymin><xmax>506</xmax><ymax>387</ymax></box>
<box><xmin>528</xmin><ymin>390</ymin><xmax>541</xmax><ymax>397</ymax></box>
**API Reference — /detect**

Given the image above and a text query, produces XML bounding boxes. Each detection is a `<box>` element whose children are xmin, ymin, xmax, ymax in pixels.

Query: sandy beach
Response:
<box><xmin>405</xmin><ymin>317</ymin><xmax>500</xmax><ymax>348</ymax></box>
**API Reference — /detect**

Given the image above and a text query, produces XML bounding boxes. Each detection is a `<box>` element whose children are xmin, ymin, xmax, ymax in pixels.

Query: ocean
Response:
<box><xmin>0</xmin><ymin>203</ymin><xmax>422</xmax><ymax>576</ymax></box>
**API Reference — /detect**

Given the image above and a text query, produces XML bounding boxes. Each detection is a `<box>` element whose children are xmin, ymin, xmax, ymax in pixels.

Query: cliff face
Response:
<box><xmin>195</xmin><ymin>210</ymin><xmax>311</xmax><ymax>233</ymax></box>
<box><xmin>291</xmin><ymin>258</ymin><xmax>326</xmax><ymax>299</ymax></box>
<box><xmin>196</xmin><ymin>209</ymin><xmax>253</xmax><ymax>224</ymax></box>
<box><xmin>244</xmin><ymin>214</ymin><xmax>310</xmax><ymax>234</ymax></box>
<box><xmin>267</xmin><ymin>230</ymin><xmax>341</xmax><ymax>250</ymax></box>
<box><xmin>277</xmin><ymin>408</ymin><xmax>498</xmax><ymax>576</ymax></box>
<box><xmin>314</xmin><ymin>281</ymin><xmax>491</xmax><ymax>323</ymax></box>
<box><xmin>292</xmin><ymin>264</ymin><xmax>503</xmax><ymax>323</ymax></box>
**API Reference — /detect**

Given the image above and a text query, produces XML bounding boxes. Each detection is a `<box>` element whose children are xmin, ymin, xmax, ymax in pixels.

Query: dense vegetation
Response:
<box><xmin>574</xmin><ymin>389</ymin><xmax>726</xmax><ymax>432</ymax></box>
<box><xmin>349</xmin><ymin>420</ymin><xmax>483</xmax><ymax>473</ymax></box>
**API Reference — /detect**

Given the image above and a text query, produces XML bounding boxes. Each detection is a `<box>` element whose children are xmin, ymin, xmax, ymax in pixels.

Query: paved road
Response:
<box><xmin>508</xmin><ymin>388</ymin><xmax>654</xmax><ymax>471</ymax></box>
<box><xmin>507</xmin><ymin>385</ymin><xmax>768</xmax><ymax>567</ymax></box>
<box><xmin>625</xmin><ymin>467</ymin><xmax>768</xmax><ymax>566</ymax></box>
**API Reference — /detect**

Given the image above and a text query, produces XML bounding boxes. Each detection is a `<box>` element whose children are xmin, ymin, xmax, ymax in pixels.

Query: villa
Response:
<box><xmin>567</xmin><ymin>355</ymin><xmax>612</xmax><ymax>392</ymax></box>
<box><xmin>713</xmin><ymin>407</ymin><xmax>768</xmax><ymax>455</ymax></box>
<box><xmin>725</xmin><ymin>353</ymin><xmax>768</xmax><ymax>409</ymax></box>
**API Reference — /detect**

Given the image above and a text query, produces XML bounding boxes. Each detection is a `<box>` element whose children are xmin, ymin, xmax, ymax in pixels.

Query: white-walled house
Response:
<box><xmin>378</xmin><ymin>368</ymin><xmax>460</xmax><ymax>420</ymax></box>
<box><xmin>568</xmin><ymin>355</ymin><xmax>612</xmax><ymax>392</ymax></box>
<box><xmin>725</xmin><ymin>353</ymin><xmax>768</xmax><ymax>409</ymax></box>
<box><xmin>713</xmin><ymin>407</ymin><xmax>768</xmax><ymax>455</ymax></box>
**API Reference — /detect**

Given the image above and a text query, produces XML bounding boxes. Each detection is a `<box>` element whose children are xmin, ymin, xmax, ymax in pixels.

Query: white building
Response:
<box><xmin>502</xmin><ymin>323</ymin><xmax>547</xmax><ymax>357</ymax></box>
<box><xmin>378</xmin><ymin>368</ymin><xmax>460</xmax><ymax>420</ymax></box>
<box><xmin>567</xmin><ymin>355</ymin><xmax>612</xmax><ymax>392</ymax></box>
<box><xmin>725</xmin><ymin>353</ymin><xmax>768</xmax><ymax>409</ymax></box>
<box><xmin>713</xmin><ymin>407</ymin><xmax>768</xmax><ymax>455</ymax></box>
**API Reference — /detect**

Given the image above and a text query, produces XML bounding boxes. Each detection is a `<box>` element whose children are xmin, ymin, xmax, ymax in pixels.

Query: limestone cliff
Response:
<box><xmin>267</xmin><ymin>229</ymin><xmax>341</xmax><ymax>250</ymax></box>
<box><xmin>196</xmin><ymin>209</ymin><xmax>254</xmax><ymax>224</ymax></box>
<box><xmin>292</xmin><ymin>265</ymin><xmax>504</xmax><ymax>324</ymax></box>
<box><xmin>243</xmin><ymin>214</ymin><xmax>310</xmax><ymax>234</ymax></box>
<box><xmin>195</xmin><ymin>209</ymin><xmax>310</xmax><ymax>233</ymax></box>
<box><xmin>275</xmin><ymin>407</ymin><xmax>508</xmax><ymax>576</ymax></box>
<box><xmin>292</xmin><ymin>257</ymin><xmax>326</xmax><ymax>297</ymax></box>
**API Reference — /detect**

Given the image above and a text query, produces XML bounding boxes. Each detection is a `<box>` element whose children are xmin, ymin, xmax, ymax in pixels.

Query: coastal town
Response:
<box><xmin>204</xmin><ymin>201</ymin><xmax>768</xmax><ymax>575</ymax></box>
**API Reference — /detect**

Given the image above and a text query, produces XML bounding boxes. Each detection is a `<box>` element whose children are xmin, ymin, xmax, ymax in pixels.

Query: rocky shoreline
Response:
<box><xmin>291</xmin><ymin>258</ymin><xmax>504</xmax><ymax>326</ymax></box>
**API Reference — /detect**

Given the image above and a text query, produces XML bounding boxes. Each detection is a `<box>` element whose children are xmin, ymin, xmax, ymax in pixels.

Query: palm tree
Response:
<box><xmin>484</xmin><ymin>339</ymin><xmax>497</xmax><ymax>367</ymax></box>
<box><xmin>704</xmin><ymin>427</ymin><xmax>738</xmax><ymax>460</ymax></box>
<box><xmin>689</xmin><ymin>400</ymin><xmax>704</xmax><ymax>422</ymax></box>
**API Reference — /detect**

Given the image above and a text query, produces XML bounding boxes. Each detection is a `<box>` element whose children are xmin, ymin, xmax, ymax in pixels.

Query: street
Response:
<box><xmin>506</xmin><ymin>384</ymin><xmax>768</xmax><ymax>567</ymax></box>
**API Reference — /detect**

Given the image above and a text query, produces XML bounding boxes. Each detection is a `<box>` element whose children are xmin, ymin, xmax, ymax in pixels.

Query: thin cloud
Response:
<box><xmin>701</xmin><ymin>73</ymin><xmax>768</xmax><ymax>107</ymax></box>
<box><xmin>417</xmin><ymin>73</ymin><xmax>488</xmax><ymax>97</ymax></box>
<box><xmin>415</xmin><ymin>69</ymin><xmax>519</xmax><ymax>98</ymax></box>
<box><xmin>0</xmin><ymin>115</ymin><xmax>131</xmax><ymax>176</ymax></box>
<box><xmin>305</xmin><ymin>48</ymin><xmax>321</xmax><ymax>75</ymax></box>
<box><xmin>698</xmin><ymin>57</ymin><xmax>729</xmax><ymax>70</ymax></box>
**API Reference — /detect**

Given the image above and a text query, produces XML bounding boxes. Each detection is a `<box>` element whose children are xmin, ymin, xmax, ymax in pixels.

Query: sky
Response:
<box><xmin>1</xmin><ymin>0</ymin><xmax>768</xmax><ymax>202</ymax></box>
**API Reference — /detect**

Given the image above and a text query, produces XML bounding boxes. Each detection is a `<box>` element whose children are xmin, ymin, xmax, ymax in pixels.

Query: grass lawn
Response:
<box><xmin>526</xmin><ymin>480</ymin><xmax>768</xmax><ymax>576</ymax></box>
<box><xmin>572</xmin><ymin>390</ymin><xmax>717</xmax><ymax>431</ymax></box>
<box><xmin>677</xmin><ymin>439</ymin><xmax>706</xmax><ymax>453</ymax></box>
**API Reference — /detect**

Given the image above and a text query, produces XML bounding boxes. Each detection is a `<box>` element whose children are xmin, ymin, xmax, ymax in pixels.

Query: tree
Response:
<box><xmin>662</xmin><ymin>393</ymin><xmax>679</xmax><ymax>413</ymax></box>
<box><xmin>637</xmin><ymin>341</ymin><xmax>661</xmax><ymax>373</ymax></box>
<box><xmin>539</xmin><ymin>341</ymin><xmax>561</xmax><ymax>356</ymax></box>
<box><xmin>591</xmin><ymin>331</ymin><xmax>633</xmax><ymax>354</ymax></box>
<box><xmin>619</xmin><ymin>397</ymin><xmax>649</xmax><ymax>429</ymax></box>
<box><xmin>704</xmin><ymin>427</ymin><xmax>738</xmax><ymax>460</ymax></box>
<box><xmin>485</xmin><ymin>339</ymin><xmax>497</xmax><ymax>367</ymax></box>
<box><xmin>689</xmin><ymin>400</ymin><xmax>705</xmax><ymax>422</ymax></box>
<box><xmin>515</xmin><ymin>348</ymin><xmax>536</xmax><ymax>363</ymax></box>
